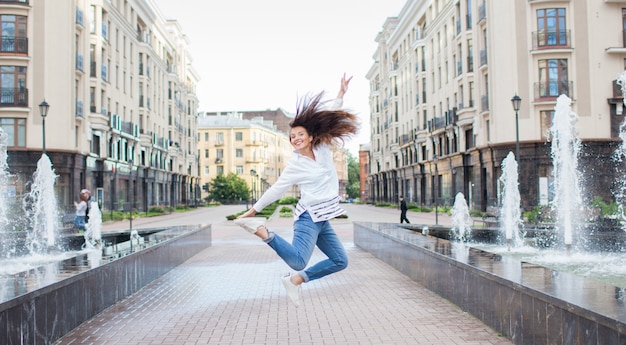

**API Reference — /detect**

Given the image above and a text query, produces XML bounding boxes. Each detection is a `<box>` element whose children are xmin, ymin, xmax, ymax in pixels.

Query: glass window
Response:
<box><xmin>235</xmin><ymin>132</ymin><xmax>242</xmax><ymax>141</ymax></box>
<box><xmin>538</xmin><ymin>59</ymin><xmax>569</xmax><ymax>98</ymax></box>
<box><xmin>0</xmin><ymin>66</ymin><xmax>26</xmax><ymax>106</ymax></box>
<box><xmin>0</xmin><ymin>118</ymin><xmax>25</xmax><ymax>147</ymax></box>
<box><xmin>236</xmin><ymin>166</ymin><xmax>243</xmax><ymax>174</ymax></box>
<box><xmin>0</xmin><ymin>15</ymin><xmax>26</xmax><ymax>54</ymax></box>
<box><xmin>236</xmin><ymin>149</ymin><xmax>243</xmax><ymax>157</ymax></box>
<box><xmin>537</xmin><ymin>8</ymin><xmax>567</xmax><ymax>47</ymax></box>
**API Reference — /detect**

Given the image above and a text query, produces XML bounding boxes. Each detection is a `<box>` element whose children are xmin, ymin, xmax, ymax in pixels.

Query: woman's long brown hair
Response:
<box><xmin>289</xmin><ymin>92</ymin><xmax>359</xmax><ymax>148</ymax></box>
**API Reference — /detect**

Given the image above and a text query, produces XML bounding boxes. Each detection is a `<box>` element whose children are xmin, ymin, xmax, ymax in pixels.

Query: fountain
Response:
<box><xmin>355</xmin><ymin>82</ymin><xmax>626</xmax><ymax>342</ymax></box>
<box><xmin>0</xmin><ymin>128</ymin><xmax>10</xmax><ymax>233</ymax></box>
<box><xmin>499</xmin><ymin>152</ymin><xmax>523</xmax><ymax>250</ymax></box>
<box><xmin>550</xmin><ymin>94</ymin><xmax>583</xmax><ymax>253</ymax></box>
<box><xmin>83</xmin><ymin>200</ymin><xmax>102</xmax><ymax>249</ymax></box>
<box><xmin>613</xmin><ymin>70</ymin><xmax>626</xmax><ymax>228</ymax></box>
<box><xmin>450</xmin><ymin>192</ymin><xmax>471</xmax><ymax>241</ymax></box>
<box><xmin>22</xmin><ymin>153</ymin><xmax>60</xmax><ymax>251</ymax></box>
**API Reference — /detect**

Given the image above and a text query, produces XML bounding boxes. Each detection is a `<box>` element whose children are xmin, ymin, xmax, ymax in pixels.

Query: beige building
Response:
<box><xmin>199</xmin><ymin>109</ymin><xmax>350</xmax><ymax>203</ymax></box>
<box><xmin>367</xmin><ymin>0</ymin><xmax>625</xmax><ymax>211</ymax></box>
<box><xmin>0</xmin><ymin>0</ymin><xmax>200</xmax><ymax>214</ymax></box>
<box><xmin>197</xmin><ymin>112</ymin><xmax>295</xmax><ymax>202</ymax></box>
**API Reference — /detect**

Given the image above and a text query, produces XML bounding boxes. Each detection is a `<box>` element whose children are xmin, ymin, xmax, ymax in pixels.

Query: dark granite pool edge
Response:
<box><xmin>0</xmin><ymin>224</ymin><xmax>211</xmax><ymax>345</ymax></box>
<box><xmin>354</xmin><ymin>222</ymin><xmax>626</xmax><ymax>345</ymax></box>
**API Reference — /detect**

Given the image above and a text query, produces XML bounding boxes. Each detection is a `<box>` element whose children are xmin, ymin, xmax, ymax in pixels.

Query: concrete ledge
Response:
<box><xmin>354</xmin><ymin>222</ymin><xmax>626</xmax><ymax>345</ymax></box>
<box><xmin>0</xmin><ymin>225</ymin><xmax>211</xmax><ymax>345</ymax></box>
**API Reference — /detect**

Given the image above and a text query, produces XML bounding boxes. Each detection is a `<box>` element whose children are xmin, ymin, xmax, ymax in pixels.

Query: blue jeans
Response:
<box><xmin>265</xmin><ymin>211</ymin><xmax>348</xmax><ymax>282</ymax></box>
<box><xmin>74</xmin><ymin>215</ymin><xmax>86</xmax><ymax>231</ymax></box>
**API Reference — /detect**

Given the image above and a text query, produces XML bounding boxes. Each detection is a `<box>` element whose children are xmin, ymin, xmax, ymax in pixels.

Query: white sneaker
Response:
<box><xmin>281</xmin><ymin>274</ymin><xmax>301</xmax><ymax>307</ymax></box>
<box><xmin>234</xmin><ymin>217</ymin><xmax>266</xmax><ymax>234</ymax></box>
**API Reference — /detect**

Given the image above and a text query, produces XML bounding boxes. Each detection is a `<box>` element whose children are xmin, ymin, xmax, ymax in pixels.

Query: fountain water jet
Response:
<box><xmin>613</xmin><ymin>70</ymin><xmax>626</xmax><ymax>228</ymax></box>
<box><xmin>499</xmin><ymin>152</ymin><xmax>523</xmax><ymax>250</ymax></box>
<box><xmin>21</xmin><ymin>154</ymin><xmax>60</xmax><ymax>253</ymax></box>
<box><xmin>450</xmin><ymin>192</ymin><xmax>471</xmax><ymax>241</ymax></box>
<box><xmin>550</xmin><ymin>94</ymin><xmax>583</xmax><ymax>253</ymax></box>
<box><xmin>83</xmin><ymin>201</ymin><xmax>102</xmax><ymax>249</ymax></box>
<box><xmin>0</xmin><ymin>128</ymin><xmax>10</xmax><ymax>232</ymax></box>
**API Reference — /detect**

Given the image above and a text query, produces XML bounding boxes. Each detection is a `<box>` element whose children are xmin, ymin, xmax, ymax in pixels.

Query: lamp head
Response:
<box><xmin>39</xmin><ymin>100</ymin><xmax>50</xmax><ymax>118</ymax></box>
<box><xmin>511</xmin><ymin>94</ymin><xmax>522</xmax><ymax>112</ymax></box>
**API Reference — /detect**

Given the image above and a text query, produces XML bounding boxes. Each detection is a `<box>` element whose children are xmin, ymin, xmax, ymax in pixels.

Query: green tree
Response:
<box><xmin>346</xmin><ymin>150</ymin><xmax>360</xmax><ymax>199</ymax></box>
<box><xmin>208</xmin><ymin>173</ymin><xmax>249</xmax><ymax>204</ymax></box>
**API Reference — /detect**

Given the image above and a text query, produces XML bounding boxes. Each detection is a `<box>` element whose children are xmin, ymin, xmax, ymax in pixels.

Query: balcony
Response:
<box><xmin>0</xmin><ymin>88</ymin><xmax>27</xmax><ymax>107</ymax></box>
<box><xmin>534</xmin><ymin>80</ymin><xmax>574</xmax><ymax>100</ymax></box>
<box><xmin>532</xmin><ymin>30</ymin><xmax>571</xmax><ymax>50</ymax></box>
<box><xmin>215</xmin><ymin>158</ymin><xmax>223</xmax><ymax>164</ymax></box>
<box><xmin>0</xmin><ymin>36</ymin><xmax>28</xmax><ymax>54</ymax></box>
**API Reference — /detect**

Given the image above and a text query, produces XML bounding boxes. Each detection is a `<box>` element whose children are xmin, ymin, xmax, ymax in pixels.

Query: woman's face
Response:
<box><xmin>289</xmin><ymin>126</ymin><xmax>312</xmax><ymax>151</ymax></box>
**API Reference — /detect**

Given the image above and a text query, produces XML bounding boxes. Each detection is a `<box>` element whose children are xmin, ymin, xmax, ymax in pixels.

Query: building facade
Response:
<box><xmin>0</xmin><ymin>0</ymin><xmax>200</xmax><ymax>216</ymax></box>
<box><xmin>367</xmin><ymin>0</ymin><xmax>625</xmax><ymax>212</ymax></box>
<box><xmin>199</xmin><ymin>108</ymin><xmax>351</xmax><ymax>203</ymax></box>
<box><xmin>197</xmin><ymin>111</ymin><xmax>295</xmax><ymax>202</ymax></box>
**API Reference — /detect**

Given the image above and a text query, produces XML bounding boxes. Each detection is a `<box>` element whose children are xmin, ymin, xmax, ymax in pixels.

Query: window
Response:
<box><xmin>236</xmin><ymin>148</ymin><xmax>243</xmax><ymax>157</ymax></box>
<box><xmin>236</xmin><ymin>166</ymin><xmax>243</xmax><ymax>174</ymax></box>
<box><xmin>466</xmin><ymin>0</ymin><xmax>472</xmax><ymax>29</ymax></box>
<box><xmin>0</xmin><ymin>118</ymin><xmax>25</xmax><ymax>147</ymax></box>
<box><xmin>467</xmin><ymin>39</ymin><xmax>473</xmax><ymax>72</ymax></box>
<box><xmin>204</xmin><ymin>166</ymin><xmax>209</xmax><ymax>174</ymax></box>
<box><xmin>623</xmin><ymin>9</ymin><xmax>626</xmax><ymax>47</ymax></box>
<box><xmin>91</xmin><ymin>133</ymin><xmax>101</xmax><ymax>156</ymax></box>
<box><xmin>538</xmin><ymin>59</ymin><xmax>569</xmax><ymax>98</ymax></box>
<box><xmin>235</xmin><ymin>132</ymin><xmax>242</xmax><ymax>141</ymax></box>
<box><xmin>216</xmin><ymin>166</ymin><xmax>224</xmax><ymax>175</ymax></box>
<box><xmin>537</xmin><ymin>8</ymin><xmax>567</xmax><ymax>47</ymax></box>
<box><xmin>216</xmin><ymin>148</ymin><xmax>223</xmax><ymax>159</ymax></box>
<box><xmin>540</xmin><ymin>110</ymin><xmax>554</xmax><ymax>140</ymax></box>
<box><xmin>216</xmin><ymin>132</ymin><xmax>224</xmax><ymax>145</ymax></box>
<box><xmin>204</xmin><ymin>149</ymin><xmax>208</xmax><ymax>158</ymax></box>
<box><xmin>0</xmin><ymin>15</ymin><xmax>27</xmax><ymax>54</ymax></box>
<box><xmin>0</xmin><ymin>66</ymin><xmax>26</xmax><ymax>106</ymax></box>
<box><xmin>204</xmin><ymin>132</ymin><xmax>208</xmax><ymax>141</ymax></box>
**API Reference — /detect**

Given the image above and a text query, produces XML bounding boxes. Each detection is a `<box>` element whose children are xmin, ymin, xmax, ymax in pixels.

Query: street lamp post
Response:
<box><xmin>128</xmin><ymin>159</ymin><xmax>134</xmax><ymax>235</ymax></box>
<box><xmin>38</xmin><ymin>100</ymin><xmax>49</xmax><ymax>154</ymax></box>
<box><xmin>250</xmin><ymin>169</ymin><xmax>257</xmax><ymax>205</ymax></box>
<box><xmin>511</xmin><ymin>94</ymin><xmax>522</xmax><ymax>162</ymax></box>
<box><xmin>433</xmin><ymin>154</ymin><xmax>439</xmax><ymax>225</ymax></box>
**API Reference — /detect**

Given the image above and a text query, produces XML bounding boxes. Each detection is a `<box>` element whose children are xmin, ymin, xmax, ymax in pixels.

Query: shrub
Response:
<box><xmin>278</xmin><ymin>197</ymin><xmax>299</xmax><ymax>205</ymax></box>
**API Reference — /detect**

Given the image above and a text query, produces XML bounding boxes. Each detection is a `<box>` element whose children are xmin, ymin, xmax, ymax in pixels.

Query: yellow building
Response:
<box><xmin>198</xmin><ymin>110</ymin><xmax>350</xmax><ymax>203</ymax></box>
<box><xmin>197</xmin><ymin>112</ymin><xmax>295</xmax><ymax>201</ymax></box>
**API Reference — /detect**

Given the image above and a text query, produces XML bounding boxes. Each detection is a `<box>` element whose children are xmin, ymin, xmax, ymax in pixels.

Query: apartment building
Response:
<box><xmin>366</xmin><ymin>0</ymin><xmax>625</xmax><ymax>211</ymax></box>
<box><xmin>0</xmin><ymin>0</ymin><xmax>200</xmax><ymax>214</ymax></box>
<box><xmin>197</xmin><ymin>112</ymin><xmax>296</xmax><ymax>201</ymax></box>
<box><xmin>199</xmin><ymin>108</ymin><xmax>351</xmax><ymax>203</ymax></box>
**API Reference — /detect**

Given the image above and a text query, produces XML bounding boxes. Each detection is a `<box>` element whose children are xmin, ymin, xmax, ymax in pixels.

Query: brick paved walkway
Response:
<box><xmin>54</xmin><ymin>205</ymin><xmax>513</xmax><ymax>345</ymax></box>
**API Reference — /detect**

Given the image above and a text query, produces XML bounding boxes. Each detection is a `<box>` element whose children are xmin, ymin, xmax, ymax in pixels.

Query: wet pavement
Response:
<box><xmin>54</xmin><ymin>204</ymin><xmax>513</xmax><ymax>345</ymax></box>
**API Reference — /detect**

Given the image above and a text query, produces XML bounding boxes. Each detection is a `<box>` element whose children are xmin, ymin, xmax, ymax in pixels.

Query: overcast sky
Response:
<box><xmin>152</xmin><ymin>0</ymin><xmax>406</xmax><ymax>154</ymax></box>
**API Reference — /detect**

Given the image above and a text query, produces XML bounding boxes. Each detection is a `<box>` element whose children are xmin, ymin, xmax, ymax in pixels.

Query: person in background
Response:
<box><xmin>400</xmin><ymin>195</ymin><xmax>410</xmax><ymax>224</ymax></box>
<box><xmin>74</xmin><ymin>189</ymin><xmax>91</xmax><ymax>232</ymax></box>
<box><xmin>234</xmin><ymin>74</ymin><xmax>359</xmax><ymax>307</ymax></box>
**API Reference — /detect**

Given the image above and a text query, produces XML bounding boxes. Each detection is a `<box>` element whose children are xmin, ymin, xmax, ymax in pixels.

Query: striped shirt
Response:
<box><xmin>252</xmin><ymin>97</ymin><xmax>345</xmax><ymax>222</ymax></box>
<box><xmin>252</xmin><ymin>143</ymin><xmax>345</xmax><ymax>222</ymax></box>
